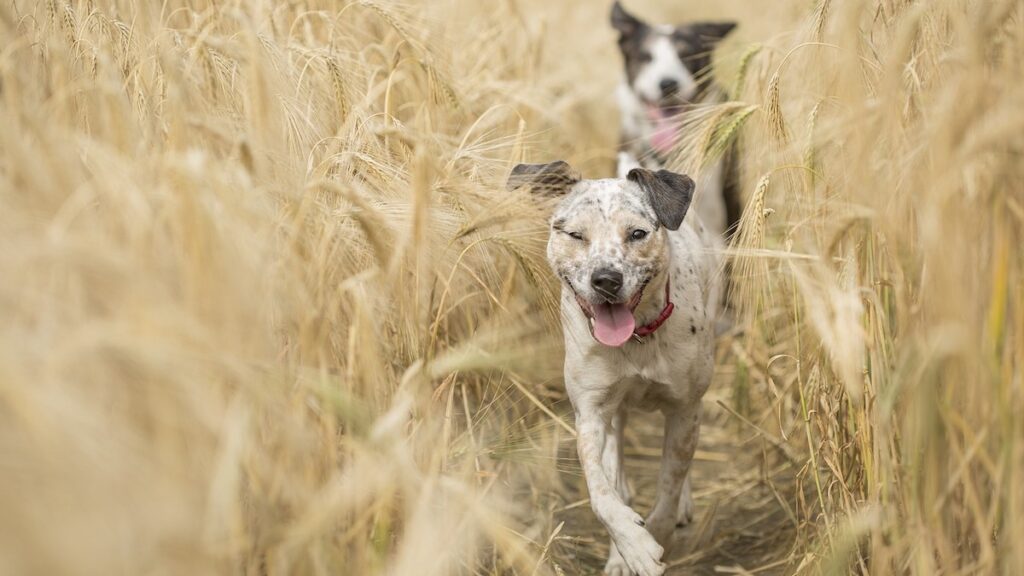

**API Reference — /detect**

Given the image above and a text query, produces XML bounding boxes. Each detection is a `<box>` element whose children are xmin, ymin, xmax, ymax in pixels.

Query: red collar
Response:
<box><xmin>633</xmin><ymin>277</ymin><xmax>674</xmax><ymax>340</ymax></box>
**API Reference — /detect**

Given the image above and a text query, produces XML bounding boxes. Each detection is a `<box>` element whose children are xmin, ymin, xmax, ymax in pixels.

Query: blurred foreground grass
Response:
<box><xmin>0</xmin><ymin>0</ymin><xmax>1021</xmax><ymax>574</ymax></box>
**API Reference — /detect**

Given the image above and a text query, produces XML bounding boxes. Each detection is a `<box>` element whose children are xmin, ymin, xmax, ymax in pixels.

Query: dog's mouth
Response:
<box><xmin>572</xmin><ymin>282</ymin><xmax>648</xmax><ymax>348</ymax></box>
<box><xmin>643</xmin><ymin>102</ymin><xmax>684</xmax><ymax>155</ymax></box>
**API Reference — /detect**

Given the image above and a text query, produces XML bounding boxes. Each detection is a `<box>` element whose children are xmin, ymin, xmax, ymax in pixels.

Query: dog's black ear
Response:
<box><xmin>507</xmin><ymin>161</ymin><xmax>580</xmax><ymax>196</ymax></box>
<box><xmin>691</xmin><ymin>21</ymin><xmax>738</xmax><ymax>44</ymax></box>
<box><xmin>611</xmin><ymin>2</ymin><xmax>645</xmax><ymax>37</ymax></box>
<box><xmin>628</xmin><ymin>168</ymin><xmax>695</xmax><ymax>231</ymax></box>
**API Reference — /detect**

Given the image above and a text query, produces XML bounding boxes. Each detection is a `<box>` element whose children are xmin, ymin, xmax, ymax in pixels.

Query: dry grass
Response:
<box><xmin>0</xmin><ymin>0</ymin><xmax>1021</xmax><ymax>575</ymax></box>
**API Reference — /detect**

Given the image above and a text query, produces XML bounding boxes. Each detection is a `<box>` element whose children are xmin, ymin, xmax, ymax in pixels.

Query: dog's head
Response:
<box><xmin>611</xmin><ymin>1</ymin><xmax>736</xmax><ymax>110</ymax></box>
<box><xmin>508</xmin><ymin>161</ymin><xmax>695</xmax><ymax>347</ymax></box>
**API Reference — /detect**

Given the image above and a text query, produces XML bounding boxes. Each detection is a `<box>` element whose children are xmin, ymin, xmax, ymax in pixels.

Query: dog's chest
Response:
<box><xmin>620</xmin><ymin>364</ymin><xmax>682</xmax><ymax>411</ymax></box>
<box><xmin>602</xmin><ymin>338</ymin><xmax>702</xmax><ymax>408</ymax></box>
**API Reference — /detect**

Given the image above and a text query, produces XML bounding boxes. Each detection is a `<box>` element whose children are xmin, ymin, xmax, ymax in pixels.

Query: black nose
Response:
<box><xmin>591</xmin><ymin>269</ymin><xmax>624</xmax><ymax>299</ymax></box>
<box><xmin>659</xmin><ymin>78</ymin><xmax>679</xmax><ymax>97</ymax></box>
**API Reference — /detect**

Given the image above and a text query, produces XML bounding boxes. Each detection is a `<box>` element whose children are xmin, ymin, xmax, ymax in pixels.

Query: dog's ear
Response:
<box><xmin>628</xmin><ymin>168</ymin><xmax>695</xmax><ymax>231</ymax></box>
<box><xmin>611</xmin><ymin>2</ymin><xmax>645</xmax><ymax>37</ymax></box>
<box><xmin>507</xmin><ymin>161</ymin><xmax>580</xmax><ymax>196</ymax></box>
<box><xmin>690</xmin><ymin>21</ymin><xmax>738</xmax><ymax>45</ymax></box>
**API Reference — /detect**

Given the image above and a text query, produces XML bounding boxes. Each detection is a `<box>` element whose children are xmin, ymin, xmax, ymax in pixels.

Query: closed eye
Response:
<box><xmin>638</xmin><ymin>50</ymin><xmax>652</xmax><ymax>63</ymax></box>
<box><xmin>566</xmin><ymin>231</ymin><xmax>585</xmax><ymax>241</ymax></box>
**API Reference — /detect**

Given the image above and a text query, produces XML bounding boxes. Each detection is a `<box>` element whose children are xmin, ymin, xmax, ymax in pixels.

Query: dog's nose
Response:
<box><xmin>659</xmin><ymin>78</ymin><xmax>680</xmax><ymax>97</ymax></box>
<box><xmin>591</xmin><ymin>269</ymin><xmax>624</xmax><ymax>299</ymax></box>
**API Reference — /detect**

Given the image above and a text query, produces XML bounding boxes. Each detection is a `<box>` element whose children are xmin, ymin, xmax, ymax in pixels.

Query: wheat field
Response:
<box><xmin>0</xmin><ymin>0</ymin><xmax>1021</xmax><ymax>574</ymax></box>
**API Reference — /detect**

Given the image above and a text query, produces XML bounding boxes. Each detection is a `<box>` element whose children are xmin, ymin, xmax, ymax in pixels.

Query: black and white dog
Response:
<box><xmin>612</xmin><ymin>1</ymin><xmax>740</xmax><ymax>239</ymax></box>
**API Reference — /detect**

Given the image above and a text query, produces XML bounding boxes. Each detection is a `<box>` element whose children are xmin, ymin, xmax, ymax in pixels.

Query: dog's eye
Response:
<box><xmin>567</xmin><ymin>231</ymin><xmax>585</xmax><ymax>241</ymax></box>
<box><xmin>639</xmin><ymin>51</ymin><xmax>652</xmax><ymax>63</ymax></box>
<box><xmin>629</xmin><ymin>229</ymin><xmax>649</xmax><ymax>241</ymax></box>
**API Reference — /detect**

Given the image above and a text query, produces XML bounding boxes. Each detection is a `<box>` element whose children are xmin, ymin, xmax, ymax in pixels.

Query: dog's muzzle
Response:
<box><xmin>571</xmin><ymin>279</ymin><xmax>649</xmax><ymax>348</ymax></box>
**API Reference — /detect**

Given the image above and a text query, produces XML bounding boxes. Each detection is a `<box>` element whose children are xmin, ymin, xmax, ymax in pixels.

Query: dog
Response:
<box><xmin>611</xmin><ymin>1</ymin><xmax>740</xmax><ymax>240</ymax></box>
<box><xmin>508</xmin><ymin>161</ymin><xmax>722</xmax><ymax>576</ymax></box>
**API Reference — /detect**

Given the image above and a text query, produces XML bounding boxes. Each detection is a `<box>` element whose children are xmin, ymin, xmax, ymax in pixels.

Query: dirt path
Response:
<box><xmin>549</xmin><ymin>353</ymin><xmax>799</xmax><ymax>575</ymax></box>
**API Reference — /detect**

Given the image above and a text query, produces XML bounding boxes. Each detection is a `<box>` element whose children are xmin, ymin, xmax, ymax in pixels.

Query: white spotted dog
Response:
<box><xmin>508</xmin><ymin>161</ymin><xmax>722</xmax><ymax>576</ymax></box>
<box><xmin>611</xmin><ymin>1</ymin><xmax>740</xmax><ymax>240</ymax></box>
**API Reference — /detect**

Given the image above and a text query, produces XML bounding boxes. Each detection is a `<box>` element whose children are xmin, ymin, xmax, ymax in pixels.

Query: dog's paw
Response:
<box><xmin>613</xmin><ymin>522</ymin><xmax>665</xmax><ymax>576</ymax></box>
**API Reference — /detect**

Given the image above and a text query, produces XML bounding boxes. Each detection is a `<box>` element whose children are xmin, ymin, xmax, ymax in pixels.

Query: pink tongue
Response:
<box><xmin>646</xmin><ymin>106</ymin><xmax>679</xmax><ymax>155</ymax></box>
<box><xmin>592</xmin><ymin>303</ymin><xmax>636</xmax><ymax>347</ymax></box>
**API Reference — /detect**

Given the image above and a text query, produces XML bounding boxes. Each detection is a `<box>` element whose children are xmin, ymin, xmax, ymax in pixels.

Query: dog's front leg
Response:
<box><xmin>602</xmin><ymin>406</ymin><xmax>634</xmax><ymax>576</ymax></box>
<box><xmin>576</xmin><ymin>408</ymin><xmax>665</xmax><ymax>576</ymax></box>
<box><xmin>645</xmin><ymin>404</ymin><xmax>702</xmax><ymax>549</ymax></box>
<box><xmin>602</xmin><ymin>405</ymin><xmax>630</xmax><ymax>504</ymax></box>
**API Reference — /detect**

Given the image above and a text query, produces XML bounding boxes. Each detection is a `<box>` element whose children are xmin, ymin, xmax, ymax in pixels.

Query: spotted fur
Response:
<box><xmin>508</xmin><ymin>162</ymin><xmax>723</xmax><ymax>576</ymax></box>
<box><xmin>547</xmin><ymin>177</ymin><xmax>668</xmax><ymax>310</ymax></box>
